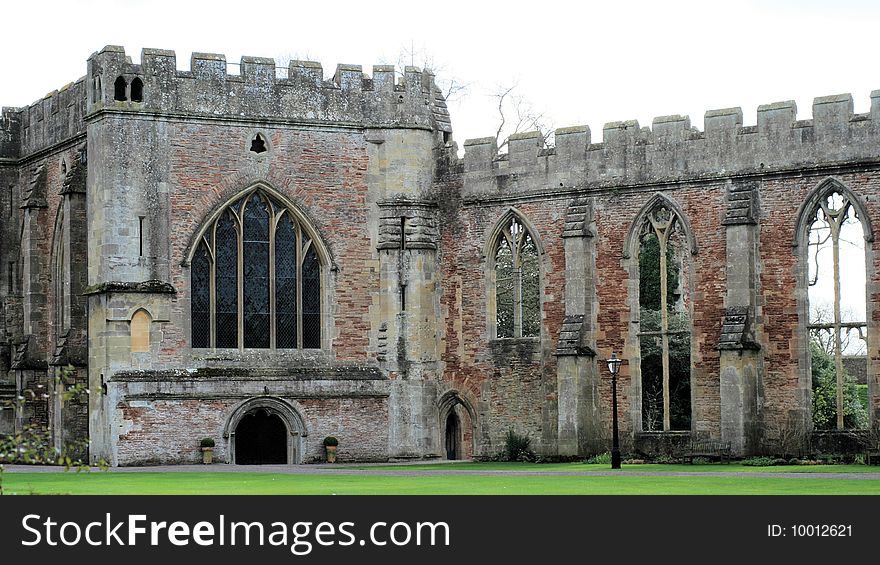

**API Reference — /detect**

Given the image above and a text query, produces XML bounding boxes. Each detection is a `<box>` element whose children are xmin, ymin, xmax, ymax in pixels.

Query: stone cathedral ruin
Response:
<box><xmin>0</xmin><ymin>45</ymin><xmax>876</xmax><ymax>465</ymax></box>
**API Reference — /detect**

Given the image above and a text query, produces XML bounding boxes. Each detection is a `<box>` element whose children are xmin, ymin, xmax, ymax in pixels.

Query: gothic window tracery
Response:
<box><xmin>806</xmin><ymin>187</ymin><xmax>869</xmax><ymax>430</ymax></box>
<box><xmin>637</xmin><ymin>203</ymin><xmax>692</xmax><ymax>431</ymax></box>
<box><xmin>191</xmin><ymin>189</ymin><xmax>322</xmax><ymax>350</ymax></box>
<box><xmin>492</xmin><ymin>215</ymin><xmax>540</xmax><ymax>338</ymax></box>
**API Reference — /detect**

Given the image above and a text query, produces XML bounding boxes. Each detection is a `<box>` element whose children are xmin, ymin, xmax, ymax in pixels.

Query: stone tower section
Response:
<box><xmin>82</xmin><ymin>46</ymin><xmax>451</xmax><ymax>464</ymax></box>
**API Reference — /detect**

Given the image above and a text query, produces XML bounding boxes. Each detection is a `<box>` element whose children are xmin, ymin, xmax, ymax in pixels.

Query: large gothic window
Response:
<box><xmin>191</xmin><ymin>189</ymin><xmax>322</xmax><ymax>350</ymax></box>
<box><xmin>806</xmin><ymin>188</ymin><xmax>868</xmax><ymax>430</ymax></box>
<box><xmin>637</xmin><ymin>203</ymin><xmax>692</xmax><ymax>431</ymax></box>
<box><xmin>492</xmin><ymin>215</ymin><xmax>540</xmax><ymax>338</ymax></box>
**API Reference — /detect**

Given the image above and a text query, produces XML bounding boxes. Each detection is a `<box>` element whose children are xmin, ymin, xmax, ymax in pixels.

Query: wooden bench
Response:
<box><xmin>683</xmin><ymin>440</ymin><xmax>732</xmax><ymax>464</ymax></box>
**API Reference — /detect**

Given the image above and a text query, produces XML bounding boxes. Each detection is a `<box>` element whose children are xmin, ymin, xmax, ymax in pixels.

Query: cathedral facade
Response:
<box><xmin>0</xmin><ymin>45</ymin><xmax>877</xmax><ymax>465</ymax></box>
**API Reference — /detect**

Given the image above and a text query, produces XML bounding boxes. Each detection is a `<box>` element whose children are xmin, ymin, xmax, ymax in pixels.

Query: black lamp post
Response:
<box><xmin>606</xmin><ymin>352</ymin><xmax>623</xmax><ymax>470</ymax></box>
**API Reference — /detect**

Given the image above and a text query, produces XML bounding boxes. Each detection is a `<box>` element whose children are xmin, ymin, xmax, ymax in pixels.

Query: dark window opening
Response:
<box><xmin>443</xmin><ymin>131</ymin><xmax>452</xmax><ymax>144</ymax></box>
<box><xmin>400</xmin><ymin>283</ymin><xmax>406</xmax><ymax>312</ymax></box>
<box><xmin>250</xmin><ymin>133</ymin><xmax>267</xmax><ymax>154</ymax></box>
<box><xmin>61</xmin><ymin>160</ymin><xmax>67</xmax><ymax>175</ymax></box>
<box><xmin>138</xmin><ymin>216</ymin><xmax>145</xmax><ymax>257</ymax></box>
<box><xmin>114</xmin><ymin>76</ymin><xmax>128</xmax><ymax>102</ymax></box>
<box><xmin>400</xmin><ymin>216</ymin><xmax>407</xmax><ymax>249</ymax></box>
<box><xmin>235</xmin><ymin>410</ymin><xmax>287</xmax><ymax>465</ymax></box>
<box><xmin>130</xmin><ymin>77</ymin><xmax>143</xmax><ymax>102</ymax></box>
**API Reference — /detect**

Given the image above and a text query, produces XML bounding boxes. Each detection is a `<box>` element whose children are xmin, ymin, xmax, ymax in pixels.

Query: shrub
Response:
<box><xmin>323</xmin><ymin>436</ymin><xmax>339</xmax><ymax>447</ymax></box>
<box><xmin>200</xmin><ymin>437</ymin><xmax>215</xmax><ymax>448</ymax></box>
<box><xmin>585</xmin><ymin>452</ymin><xmax>611</xmax><ymax>465</ymax></box>
<box><xmin>503</xmin><ymin>428</ymin><xmax>534</xmax><ymax>462</ymax></box>
<box><xmin>741</xmin><ymin>456</ymin><xmax>778</xmax><ymax>467</ymax></box>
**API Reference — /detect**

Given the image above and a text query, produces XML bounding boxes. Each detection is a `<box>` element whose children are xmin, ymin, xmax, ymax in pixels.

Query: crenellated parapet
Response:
<box><xmin>86</xmin><ymin>45</ymin><xmax>451</xmax><ymax>133</ymax></box>
<box><xmin>1</xmin><ymin>79</ymin><xmax>87</xmax><ymax>161</ymax></box>
<box><xmin>463</xmin><ymin>91</ymin><xmax>880</xmax><ymax>198</ymax></box>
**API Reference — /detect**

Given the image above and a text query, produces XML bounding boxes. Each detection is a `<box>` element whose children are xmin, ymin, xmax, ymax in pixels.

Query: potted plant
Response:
<box><xmin>323</xmin><ymin>436</ymin><xmax>339</xmax><ymax>463</ymax></box>
<box><xmin>200</xmin><ymin>437</ymin><xmax>215</xmax><ymax>465</ymax></box>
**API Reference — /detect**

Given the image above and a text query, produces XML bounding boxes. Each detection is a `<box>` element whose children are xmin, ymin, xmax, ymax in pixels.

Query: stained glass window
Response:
<box><xmin>275</xmin><ymin>214</ymin><xmax>297</xmax><ymax>349</ymax></box>
<box><xmin>191</xmin><ymin>242</ymin><xmax>211</xmax><ymax>348</ymax></box>
<box><xmin>191</xmin><ymin>189</ymin><xmax>322</xmax><ymax>350</ymax></box>
<box><xmin>243</xmin><ymin>195</ymin><xmax>270</xmax><ymax>348</ymax></box>
<box><xmin>215</xmin><ymin>212</ymin><xmax>238</xmax><ymax>348</ymax></box>
<box><xmin>302</xmin><ymin>245</ymin><xmax>321</xmax><ymax>349</ymax></box>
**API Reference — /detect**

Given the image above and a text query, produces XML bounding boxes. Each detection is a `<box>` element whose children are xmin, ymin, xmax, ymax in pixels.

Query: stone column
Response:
<box><xmin>718</xmin><ymin>180</ymin><xmax>761</xmax><ymax>455</ymax></box>
<box><xmin>556</xmin><ymin>198</ymin><xmax>599</xmax><ymax>456</ymax></box>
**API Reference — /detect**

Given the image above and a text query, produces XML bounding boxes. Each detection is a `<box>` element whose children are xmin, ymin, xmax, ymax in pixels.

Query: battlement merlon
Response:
<box><xmin>1</xmin><ymin>76</ymin><xmax>87</xmax><ymax>161</ymax></box>
<box><xmin>85</xmin><ymin>45</ymin><xmax>452</xmax><ymax>134</ymax></box>
<box><xmin>1</xmin><ymin>107</ymin><xmax>23</xmax><ymax>159</ymax></box>
<box><xmin>462</xmin><ymin>90</ymin><xmax>880</xmax><ymax>195</ymax></box>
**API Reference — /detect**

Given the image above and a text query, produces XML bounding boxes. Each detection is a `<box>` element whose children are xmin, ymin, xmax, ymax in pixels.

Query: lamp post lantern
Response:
<box><xmin>606</xmin><ymin>352</ymin><xmax>623</xmax><ymax>470</ymax></box>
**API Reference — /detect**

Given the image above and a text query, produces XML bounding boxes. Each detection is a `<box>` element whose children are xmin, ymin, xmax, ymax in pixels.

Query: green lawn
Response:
<box><xmin>359</xmin><ymin>462</ymin><xmax>880</xmax><ymax>473</ymax></box>
<box><xmin>2</xmin><ymin>465</ymin><xmax>880</xmax><ymax>495</ymax></box>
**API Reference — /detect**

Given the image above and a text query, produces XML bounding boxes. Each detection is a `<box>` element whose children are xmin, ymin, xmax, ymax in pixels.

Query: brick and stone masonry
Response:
<box><xmin>0</xmin><ymin>45</ymin><xmax>878</xmax><ymax>464</ymax></box>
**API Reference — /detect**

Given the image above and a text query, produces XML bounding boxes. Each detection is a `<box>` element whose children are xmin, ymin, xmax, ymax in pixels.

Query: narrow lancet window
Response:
<box><xmin>130</xmin><ymin>77</ymin><xmax>143</xmax><ymax>102</ymax></box>
<box><xmin>493</xmin><ymin>215</ymin><xmax>540</xmax><ymax>338</ymax></box>
<box><xmin>807</xmin><ymin>189</ymin><xmax>868</xmax><ymax>430</ymax></box>
<box><xmin>114</xmin><ymin>76</ymin><xmax>128</xmax><ymax>101</ymax></box>
<box><xmin>637</xmin><ymin>203</ymin><xmax>692</xmax><ymax>431</ymax></box>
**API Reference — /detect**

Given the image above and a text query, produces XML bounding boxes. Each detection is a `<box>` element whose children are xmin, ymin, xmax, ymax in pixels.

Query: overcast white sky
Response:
<box><xmin>0</xmin><ymin>0</ymin><xmax>873</xmax><ymax>332</ymax></box>
<box><xmin>4</xmin><ymin>0</ymin><xmax>880</xmax><ymax>146</ymax></box>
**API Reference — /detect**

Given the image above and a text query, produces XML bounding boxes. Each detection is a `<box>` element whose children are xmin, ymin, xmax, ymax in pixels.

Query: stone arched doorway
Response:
<box><xmin>438</xmin><ymin>390</ymin><xmax>477</xmax><ymax>460</ymax></box>
<box><xmin>235</xmin><ymin>409</ymin><xmax>287</xmax><ymax>464</ymax></box>
<box><xmin>224</xmin><ymin>397</ymin><xmax>306</xmax><ymax>465</ymax></box>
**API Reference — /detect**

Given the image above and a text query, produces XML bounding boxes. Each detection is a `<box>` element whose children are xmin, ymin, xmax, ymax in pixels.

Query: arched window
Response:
<box><xmin>130</xmin><ymin>77</ymin><xmax>143</xmax><ymax>102</ymax></box>
<box><xmin>636</xmin><ymin>202</ymin><xmax>692</xmax><ymax>431</ymax></box>
<box><xmin>114</xmin><ymin>76</ymin><xmax>127</xmax><ymax>102</ymax></box>
<box><xmin>491</xmin><ymin>214</ymin><xmax>540</xmax><ymax>338</ymax></box>
<box><xmin>804</xmin><ymin>185</ymin><xmax>869</xmax><ymax>430</ymax></box>
<box><xmin>191</xmin><ymin>189</ymin><xmax>322</xmax><ymax>350</ymax></box>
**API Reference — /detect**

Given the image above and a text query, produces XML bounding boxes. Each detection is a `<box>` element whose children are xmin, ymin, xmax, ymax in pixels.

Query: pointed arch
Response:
<box><xmin>625</xmin><ymin>191</ymin><xmax>696</xmax><ymax>432</ymax></box>
<box><xmin>183</xmin><ymin>181</ymin><xmax>332</xmax><ymax>269</ymax></box>
<box><xmin>187</xmin><ymin>183</ymin><xmax>330</xmax><ymax>351</ymax></box>
<box><xmin>437</xmin><ymin>389</ymin><xmax>478</xmax><ymax>460</ymax></box>
<box><xmin>795</xmin><ymin>177</ymin><xmax>873</xmax><ymax>430</ymax></box>
<box><xmin>113</xmin><ymin>76</ymin><xmax>127</xmax><ymax>102</ymax></box>
<box><xmin>485</xmin><ymin>208</ymin><xmax>544</xmax><ymax>339</ymax></box>
<box><xmin>130</xmin><ymin>77</ymin><xmax>143</xmax><ymax>102</ymax></box>
<box><xmin>793</xmin><ymin>177</ymin><xmax>874</xmax><ymax>247</ymax></box>
<box><xmin>623</xmin><ymin>193</ymin><xmax>698</xmax><ymax>259</ymax></box>
<box><xmin>482</xmin><ymin>207</ymin><xmax>546</xmax><ymax>259</ymax></box>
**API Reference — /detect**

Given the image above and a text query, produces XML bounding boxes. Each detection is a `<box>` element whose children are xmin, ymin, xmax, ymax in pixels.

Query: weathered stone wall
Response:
<box><xmin>456</xmin><ymin>92</ymin><xmax>880</xmax><ymax>455</ymax></box>
<box><xmin>4</xmin><ymin>44</ymin><xmax>880</xmax><ymax>465</ymax></box>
